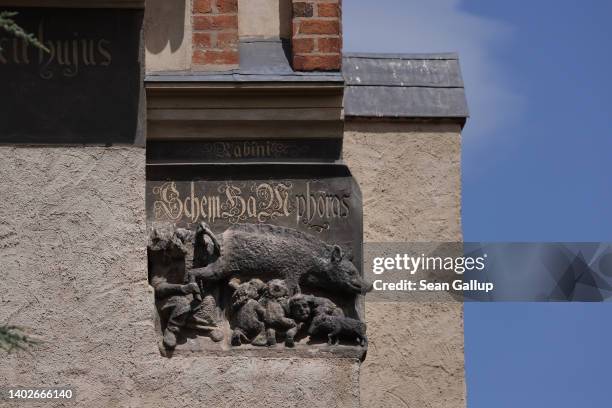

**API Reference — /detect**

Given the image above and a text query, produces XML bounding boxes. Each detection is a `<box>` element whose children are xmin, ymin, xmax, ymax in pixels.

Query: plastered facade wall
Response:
<box><xmin>0</xmin><ymin>146</ymin><xmax>359</xmax><ymax>408</ymax></box>
<box><xmin>0</xmin><ymin>122</ymin><xmax>463</xmax><ymax>407</ymax></box>
<box><xmin>343</xmin><ymin>121</ymin><xmax>466</xmax><ymax>408</ymax></box>
<box><xmin>238</xmin><ymin>0</ymin><xmax>292</xmax><ymax>39</ymax></box>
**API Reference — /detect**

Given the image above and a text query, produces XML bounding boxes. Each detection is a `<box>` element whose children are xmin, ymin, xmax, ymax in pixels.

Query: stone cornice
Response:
<box><xmin>145</xmin><ymin>80</ymin><xmax>344</xmax><ymax>141</ymax></box>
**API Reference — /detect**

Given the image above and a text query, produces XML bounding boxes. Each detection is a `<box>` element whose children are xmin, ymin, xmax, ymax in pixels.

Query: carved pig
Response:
<box><xmin>308</xmin><ymin>314</ymin><xmax>368</xmax><ymax>346</ymax></box>
<box><xmin>188</xmin><ymin>223</ymin><xmax>371</xmax><ymax>296</ymax></box>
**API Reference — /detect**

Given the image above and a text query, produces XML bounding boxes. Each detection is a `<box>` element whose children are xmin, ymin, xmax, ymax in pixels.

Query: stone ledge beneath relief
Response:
<box><xmin>160</xmin><ymin>343</ymin><xmax>367</xmax><ymax>360</ymax></box>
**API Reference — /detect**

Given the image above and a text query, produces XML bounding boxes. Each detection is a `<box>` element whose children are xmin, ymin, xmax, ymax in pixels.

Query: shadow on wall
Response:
<box><xmin>279</xmin><ymin>0</ymin><xmax>292</xmax><ymax>39</ymax></box>
<box><xmin>145</xmin><ymin>0</ymin><xmax>186</xmax><ymax>54</ymax></box>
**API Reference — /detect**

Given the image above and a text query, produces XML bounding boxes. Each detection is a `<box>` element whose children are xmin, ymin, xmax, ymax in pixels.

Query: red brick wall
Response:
<box><xmin>292</xmin><ymin>0</ymin><xmax>342</xmax><ymax>71</ymax></box>
<box><xmin>192</xmin><ymin>0</ymin><xmax>239</xmax><ymax>69</ymax></box>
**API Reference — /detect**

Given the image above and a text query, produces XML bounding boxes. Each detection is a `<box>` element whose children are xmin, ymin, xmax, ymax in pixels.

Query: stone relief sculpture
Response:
<box><xmin>147</xmin><ymin>222</ymin><xmax>370</xmax><ymax>352</ymax></box>
<box><xmin>228</xmin><ymin>278</ymin><xmax>268</xmax><ymax>346</ymax></box>
<box><xmin>309</xmin><ymin>313</ymin><xmax>368</xmax><ymax>347</ymax></box>
<box><xmin>147</xmin><ymin>224</ymin><xmax>224</xmax><ymax>349</ymax></box>
<box><xmin>259</xmin><ymin>279</ymin><xmax>298</xmax><ymax>346</ymax></box>
<box><xmin>187</xmin><ymin>223</ymin><xmax>369</xmax><ymax>295</ymax></box>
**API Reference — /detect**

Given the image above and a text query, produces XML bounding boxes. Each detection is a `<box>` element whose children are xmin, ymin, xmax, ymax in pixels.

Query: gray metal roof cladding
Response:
<box><xmin>343</xmin><ymin>53</ymin><xmax>469</xmax><ymax>123</ymax></box>
<box><xmin>145</xmin><ymin>46</ymin><xmax>468</xmax><ymax>123</ymax></box>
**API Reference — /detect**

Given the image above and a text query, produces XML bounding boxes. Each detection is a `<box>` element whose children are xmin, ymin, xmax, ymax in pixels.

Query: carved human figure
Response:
<box><xmin>287</xmin><ymin>294</ymin><xmax>343</xmax><ymax>321</ymax></box>
<box><xmin>284</xmin><ymin>294</ymin><xmax>312</xmax><ymax>347</ymax></box>
<box><xmin>309</xmin><ymin>296</ymin><xmax>345</xmax><ymax>318</ymax></box>
<box><xmin>229</xmin><ymin>279</ymin><xmax>268</xmax><ymax>346</ymax></box>
<box><xmin>258</xmin><ymin>279</ymin><xmax>297</xmax><ymax>346</ymax></box>
<box><xmin>148</xmin><ymin>228</ymin><xmax>202</xmax><ymax>349</ymax></box>
<box><xmin>148</xmin><ymin>224</ymin><xmax>223</xmax><ymax>349</ymax></box>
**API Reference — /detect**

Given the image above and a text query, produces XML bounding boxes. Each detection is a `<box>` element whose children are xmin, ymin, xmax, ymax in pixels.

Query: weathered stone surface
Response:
<box><xmin>130</xmin><ymin>357</ymin><xmax>360</xmax><ymax>408</ymax></box>
<box><xmin>344</xmin><ymin>122</ymin><xmax>466</xmax><ymax>408</ymax></box>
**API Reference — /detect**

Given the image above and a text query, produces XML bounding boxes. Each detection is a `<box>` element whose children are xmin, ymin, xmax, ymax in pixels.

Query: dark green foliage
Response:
<box><xmin>0</xmin><ymin>11</ymin><xmax>49</xmax><ymax>52</ymax></box>
<box><xmin>0</xmin><ymin>326</ymin><xmax>38</xmax><ymax>353</ymax></box>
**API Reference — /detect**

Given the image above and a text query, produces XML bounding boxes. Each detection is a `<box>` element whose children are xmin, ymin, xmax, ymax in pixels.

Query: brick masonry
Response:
<box><xmin>192</xmin><ymin>0</ymin><xmax>239</xmax><ymax>69</ymax></box>
<box><xmin>292</xmin><ymin>0</ymin><xmax>342</xmax><ymax>71</ymax></box>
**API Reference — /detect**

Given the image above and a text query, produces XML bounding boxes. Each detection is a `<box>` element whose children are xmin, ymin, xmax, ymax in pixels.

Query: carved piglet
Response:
<box><xmin>308</xmin><ymin>314</ymin><xmax>367</xmax><ymax>347</ymax></box>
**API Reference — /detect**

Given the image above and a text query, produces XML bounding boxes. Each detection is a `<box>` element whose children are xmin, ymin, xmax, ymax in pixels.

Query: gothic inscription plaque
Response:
<box><xmin>0</xmin><ymin>7</ymin><xmax>143</xmax><ymax>144</ymax></box>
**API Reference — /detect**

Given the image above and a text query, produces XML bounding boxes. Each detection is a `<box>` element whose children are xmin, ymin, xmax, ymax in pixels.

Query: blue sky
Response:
<box><xmin>344</xmin><ymin>1</ymin><xmax>612</xmax><ymax>407</ymax></box>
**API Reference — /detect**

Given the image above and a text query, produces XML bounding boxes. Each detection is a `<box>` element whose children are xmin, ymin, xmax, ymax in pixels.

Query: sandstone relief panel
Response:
<box><xmin>146</xmin><ymin>171</ymin><xmax>369</xmax><ymax>358</ymax></box>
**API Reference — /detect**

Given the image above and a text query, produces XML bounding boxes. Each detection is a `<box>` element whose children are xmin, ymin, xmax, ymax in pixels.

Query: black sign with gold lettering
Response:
<box><xmin>0</xmin><ymin>7</ymin><xmax>143</xmax><ymax>144</ymax></box>
<box><xmin>147</xmin><ymin>139</ymin><xmax>343</xmax><ymax>163</ymax></box>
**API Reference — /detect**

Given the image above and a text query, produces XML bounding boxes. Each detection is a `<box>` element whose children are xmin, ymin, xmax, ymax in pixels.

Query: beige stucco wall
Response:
<box><xmin>238</xmin><ymin>0</ymin><xmax>292</xmax><ymax>39</ymax></box>
<box><xmin>343</xmin><ymin>121</ymin><xmax>466</xmax><ymax>408</ymax></box>
<box><xmin>0</xmin><ymin>121</ymin><xmax>463</xmax><ymax>407</ymax></box>
<box><xmin>0</xmin><ymin>146</ymin><xmax>359</xmax><ymax>408</ymax></box>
